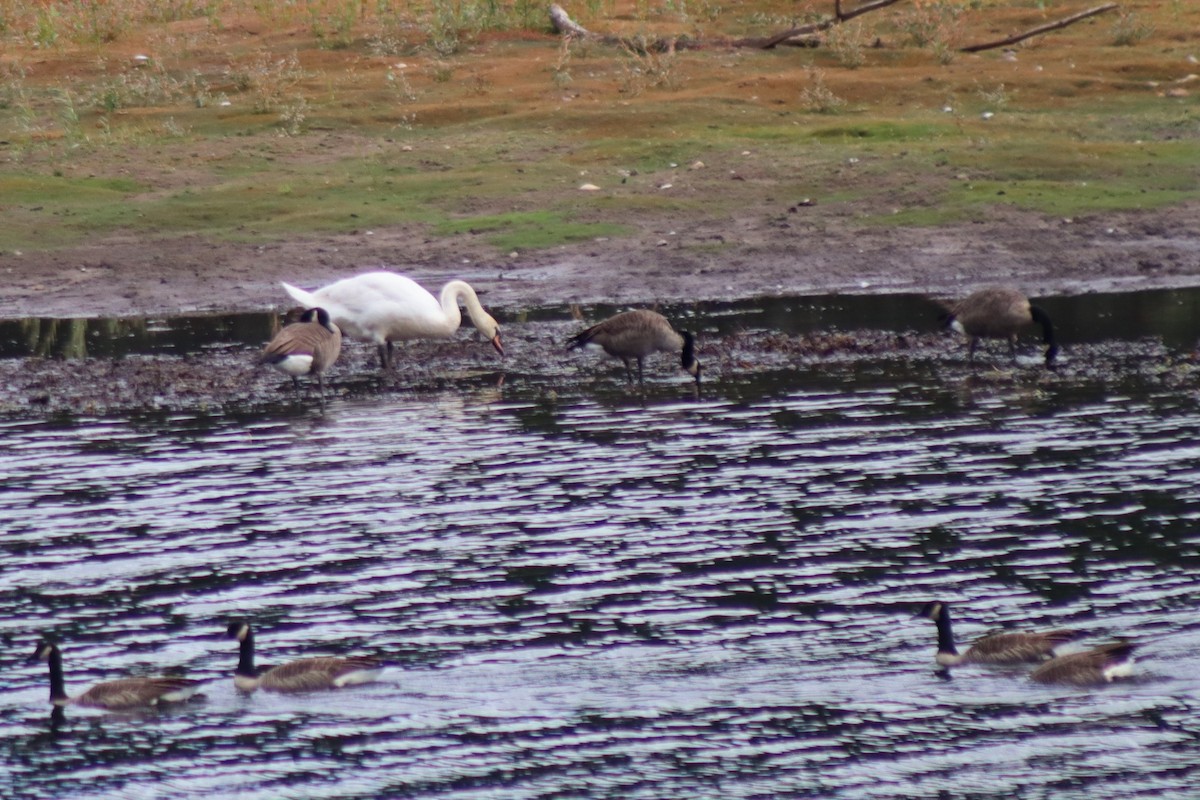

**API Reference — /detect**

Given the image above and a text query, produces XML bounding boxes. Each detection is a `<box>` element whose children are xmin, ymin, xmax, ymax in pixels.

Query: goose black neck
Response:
<box><xmin>45</xmin><ymin>647</ymin><xmax>69</xmax><ymax>704</ymax></box>
<box><xmin>236</xmin><ymin>630</ymin><xmax>258</xmax><ymax>678</ymax></box>
<box><xmin>934</xmin><ymin>608</ymin><xmax>959</xmax><ymax>656</ymax></box>
<box><xmin>1029</xmin><ymin>305</ymin><xmax>1058</xmax><ymax>366</ymax></box>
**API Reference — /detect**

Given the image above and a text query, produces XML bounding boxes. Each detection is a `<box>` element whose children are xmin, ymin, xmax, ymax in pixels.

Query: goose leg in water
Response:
<box><xmin>376</xmin><ymin>342</ymin><xmax>397</xmax><ymax>371</ymax></box>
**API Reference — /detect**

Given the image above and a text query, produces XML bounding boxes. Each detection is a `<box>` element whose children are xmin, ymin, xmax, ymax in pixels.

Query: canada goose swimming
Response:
<box><xmin>1030</xmin><ymin>641</ymin><xmax>1137</xmax><ymax>687</ymax></box>
<box><xmin>259</xmin><ymin>306</ymin><xmax>342</xmax><ymax>395</ymax></box>
<box><xmin>28</xmin><ymin>639</ymin><xmax>203</xmax><ymax>710</ymax></box>
<box><xmin>919</xmin><ymin>601</ymin><xmax>1082</xmax><ymax>666</ymax></box>
<box><xmin>567</xmin><ymin>309</ymin><xmax>701</xmax><ymax>385</ymax></box>
<box><xmin>227</xmin><ymin>620</ymin><xmax>383</xmax><ymax>693</ymax></box>
<box><xmin>282</xmin><ymin>271</ymin><xmax>503</xmax><ymax>370</ymax></box>
<box><xmin>940</xmin><ymin>287</ymin><xmax>1058</xmax><ymax>367</ymax></box>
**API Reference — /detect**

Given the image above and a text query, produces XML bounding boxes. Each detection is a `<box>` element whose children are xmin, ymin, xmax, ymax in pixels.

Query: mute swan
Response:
<box><xmin>918</xmin><ymin>601</ymin><xmax>1082</xmax><ymax>667</ymax></box>
<box><xmin>281</xmin><ymin>271</ymin><xmax>503</xmax><ymax>370</ymax></box>
<box><xmin>29</xmin><ymin>640</ymin><xmax>203</xmax><ymax>710</ymax></box>
<box><xmin>1029</xmin><ymin>641</ymin><xmax>1137</xmax><ymax>687</ymax></box>
<box><xmin>227</xmin><ymin>620</ymin><xmax>383</xmax><ymax>693</ymax></box>
<box><xmin>259</xmin><ymin>306</ymin><xmax>342</xmax><ymax>396</ymax></box>
<box><xmin>940</xmin><ymin>287</ymin><xmax>1058</xmax><ymax>367</ymax></box>
<box><xmin>568</xmin><ymin>309</ymin><xmax>701</xmax><ymax>385</ymax></box>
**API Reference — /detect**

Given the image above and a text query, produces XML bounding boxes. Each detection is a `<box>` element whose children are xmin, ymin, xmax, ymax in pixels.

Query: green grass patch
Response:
<box><xmin>866</xmin><ymin>131</ymin><xmax>1200</xmax><ymax>225</ymax></box>
<box><xmin>961</xmin><ymin>178</ymin><xmax>1197</xmax><ymax>217</ymax></box>
<box><xmin>0</xmin><ymin>148</ymin><xmax>609</xmax><ymax>250</ymax></box>
<box><xmin>1</xmin><ymin>173</ymin><xmax>141</xmax><ymax>203</ymax></box>
<box><xmin>130</xmin><ymin>172</ymin><xmax>473</xmax><ymax>241</ymax></box>
<box><xmin>874</xmin><ymin>204</ymin><xmax>979</xmax><ymax>227</ymax></box>
<box><xmin>869</xmin><ymin>171</ymin><xmax>1198</xmax><ymax>227</ymax></box>
<box><xmin>961</xmin><ymin>136</ymin><xmax>1200</xmax><ymax>184</ymax></box>
<box><xmin>574</xmin><ymin>137</ymin><xmax>715</xmax><ymax>171</ymax></box>
<box><xmin>807</xmin><ymin>121</ymin><xmax>955</xmax><ymax>142</ymax></box>
<box><xmin>0</xmin><ymin>173</ymin><xmax>146</xmax><ymax>251</ymax></box>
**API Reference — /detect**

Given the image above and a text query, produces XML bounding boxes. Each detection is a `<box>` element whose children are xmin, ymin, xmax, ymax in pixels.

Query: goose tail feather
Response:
<box><xmin>282</xmin><ymin>282</ymin><xmax>319</xmax><ymax>309</ymax></box>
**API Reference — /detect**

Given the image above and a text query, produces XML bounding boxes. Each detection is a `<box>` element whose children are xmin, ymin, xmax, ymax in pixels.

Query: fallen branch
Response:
<box><xmin>732</xmin><ymin>25</ymin><xmax>826</xmax><ymax>50</ymax></box>
<box><xmin>548</xmin><ymin>4</ymin><xmax>588</xmax><ymax>38</ymax></box>
<box><xmin>550</xmin><ymin>1</ymin><xmax>1118</xmax><ymax>56</ymax></box>
<box><xmin>550</xmin><ymin>1</ymin><xmax>901</xmax><ymax>51</ymax></box>
<box><xmin>959</xmin><ymin>3</ymin><xmax>1119</xmax><ymax>53</ymax></box>
<box><xmin>837</xmin><ymin>0</ymin><xmax>906</xmax><ymax>24</ymax></box>
<box><xmin>733</xmin><ymin>0</ymin><xmax>903</xmax><ymax>49</ymax></box>
<box><xmin>549</xmin><ymin>3</ymin><xmax>697</xmax><ymax>52</ymax></box>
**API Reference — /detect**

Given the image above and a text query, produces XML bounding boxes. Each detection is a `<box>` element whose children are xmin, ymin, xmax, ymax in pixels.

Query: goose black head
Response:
<box><xmin>680</xmin><ymin>331</ymin><xmax>702</xmax><ymax>384</ymax></box>
<box><xmin>226</xmin><ymin>620</ymin><xmax>252</xmax><ymax>642</ymax></box>
<box><xmin>299</xmin><ymin>307</ymin><xmax>336</xmax><ymax>332</ymax></box>
<box><xmin>917</xmin><ymin>601</ymin><xmax>945</xmax><ymax>621</ymax></box>
<box><xmin>28</xmin><ymin>639</ymin><xmax>58</xmax><ymax>664</ymax></box>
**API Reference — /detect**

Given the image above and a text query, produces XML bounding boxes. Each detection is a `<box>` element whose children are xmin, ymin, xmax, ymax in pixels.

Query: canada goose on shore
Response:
<box><xmin>940</xmin><ymin>287</ymin><xmax>1058</xmax><ymax>367</ymax></box>
<box><xmin>260</xmin><ymin>307</ymin><xmax>342</xmax><ymax>395</ymax></box>
<box><xmin>919</xmin><ymin>601</ymin><xmax>1082</xmax><ymax>666</ymax></box>
<box><xmin>282</xmin><ymin>271</ymin><xmax>503</xmax><ymax>370</ymax></box>
<box><xmin>227</xmin><ymin>620</ymin><xmax>383</xmax><ymax>693</ymax></box>
<box><xmin>28</xmin><ymin>639</ymin><xmax>203</xmax><ymax>710</ymax></box>
<box><xmin>567</xmin><ymin>309</ymin><xmax>701</xmax><ymax>385</ymax></box>
<box><xmin>1030</xmin><ymin>641</ymin><xmax>1137</xmax><ymax>687</ymax></box>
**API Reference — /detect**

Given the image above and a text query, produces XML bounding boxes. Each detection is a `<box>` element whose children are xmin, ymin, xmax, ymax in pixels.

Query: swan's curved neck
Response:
<box><xmin>439</xmin><ymin>280</ymin><xmax>491</xmax><ymax>332</ymax></box>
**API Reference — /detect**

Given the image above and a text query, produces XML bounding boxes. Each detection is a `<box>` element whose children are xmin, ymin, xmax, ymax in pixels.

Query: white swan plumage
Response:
<box><xmin>281</xmin><ymin>271</ymin><xmax>504</xmax><ymax>369</ymax></box>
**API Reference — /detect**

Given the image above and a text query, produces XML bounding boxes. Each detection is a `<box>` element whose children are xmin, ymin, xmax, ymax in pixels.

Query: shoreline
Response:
<box><xmin>2</xmin><ymin>203</ymin><xmax>1197</xmax><ymax>320</ymax></box>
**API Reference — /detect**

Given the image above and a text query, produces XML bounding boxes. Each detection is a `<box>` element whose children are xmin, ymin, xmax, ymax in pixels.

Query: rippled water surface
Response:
<box><xmin>2</xmin><ymin>291</ymin><xmax>1199</xmax><ymax>800</ymax></box>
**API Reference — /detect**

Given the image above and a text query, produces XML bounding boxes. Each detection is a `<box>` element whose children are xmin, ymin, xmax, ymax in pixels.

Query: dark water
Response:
<box><xmin>2</xmin><ymin>286</ymin><xmax>1199</xmax><ymax>360</ymax></box>
<box><xmin>2</xmin><ymin>290</ymin><xmax>1199</xmax><ymax>799</ymax></box>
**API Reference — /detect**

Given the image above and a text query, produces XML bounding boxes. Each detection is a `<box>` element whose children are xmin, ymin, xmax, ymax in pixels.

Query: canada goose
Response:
<box><xmin>28</xmin><ymin>639</ymin><xmax>202</xmax><ymax>710</ymax></box>
<box><xmin>940</xmin><ymin>287</ymin><xmax>1058</xmax><ymax>367</ymax></box>
<box><xmin>226</xmin><ymin>620</ymin><xmax>383</xmax><ymax>693</ymax></box>
<box><xmin>567</xmin><ymin>309</ymin><xmax>701</xmax><ymax>385</ymax></box>
<box><xmin>1030</xmin><ymin>641</ymin><xmax>1137</xmax><ymax>687</ymax></box>
<box><xmin>282</xmin><ymin>271</ymin><xmax>503</xmax><ymax>370</ymax></box>
<box><xmin>259</xmin><ymin>306</ymin><xmax>342</xmax><ymax>394</ymax></box>
<box><xmin>919</xmin><ymin>601</ymin><xmax>1082</xmax><ymax>666</ymax></box>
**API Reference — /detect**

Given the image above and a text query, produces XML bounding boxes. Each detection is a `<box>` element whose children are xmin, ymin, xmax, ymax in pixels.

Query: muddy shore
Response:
<box><xmin>3</xmin><ymin>203</ymin><xmax>1198</xmax><ymax>320</ymax></box>
<box><xmin>1</xmin><ymin>203</ymin><xmax>1197</xmax><ymax>418</ymax></box>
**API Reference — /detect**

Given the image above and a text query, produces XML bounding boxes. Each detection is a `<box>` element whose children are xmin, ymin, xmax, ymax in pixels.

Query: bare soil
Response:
<box><xmin>5</xmin><ymin>200</ymin><xmax>1199</xmax><ymax>320</ymax></box>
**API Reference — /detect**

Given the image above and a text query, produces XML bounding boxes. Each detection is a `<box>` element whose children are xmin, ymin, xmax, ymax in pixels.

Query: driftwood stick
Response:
<box><xmin>549</xmin><ymin>4</ymin><xmax>590</xmax><ymax>38</ymax></box>
<box><xmin>838</xmin><ymin>0</ymin><xmax>904</xmax><ymax>23</ymax></box>
<box><xmin>960</xmin><ymin>3</ymin><xmax>1119</xmax><ymax>53</ymax></box>
<box><xmin>733</xmin><ymin>0</ymin><xmax>902</xmax><ymax>49</ymax></box>
<box><xmin>735</xmin><ymin>22</ymin><xmax>830</xmax><ymax>50</ymax></box>
<box><xmin>550</xmin><ymin>0</ymin><xmax>1114</xmax><ymax>54</ymax></box>
<box><xmin>549</xmin><ymin>3</ymin><xmax>694</xmax><ymax>51</ymax></box>
<box><xmin>551</xmin><ymin>0</ymin><xmax>901</xmax><ymax>51</ymax></box>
